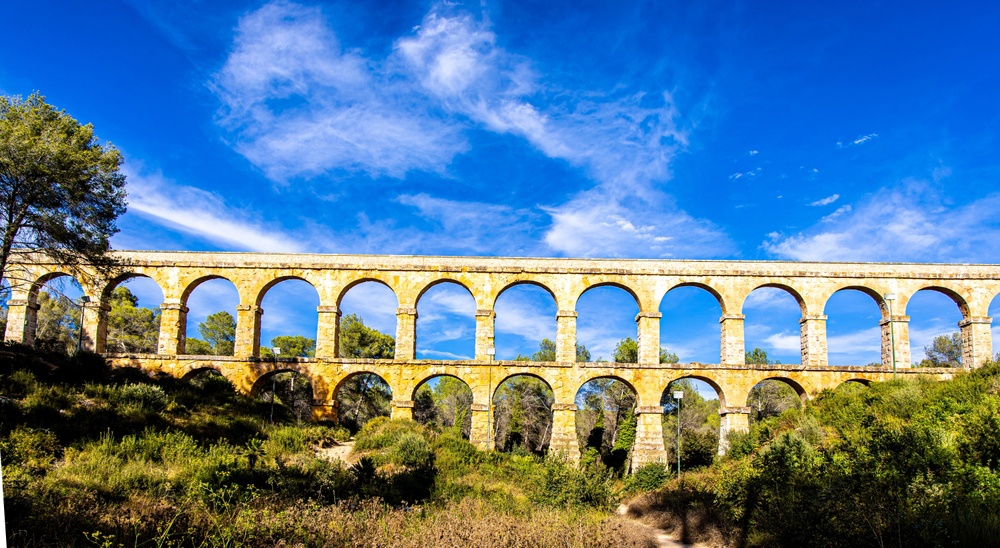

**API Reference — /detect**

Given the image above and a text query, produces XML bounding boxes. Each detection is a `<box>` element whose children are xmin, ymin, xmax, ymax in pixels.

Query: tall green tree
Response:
<box><xmin>661</xmin><ymin>379</ymin><xmax>721</xmax><ymax>469</ymax></box>
<box><xmin>493</xmin><ymin>376</ymin><xmax>554</xmax><ymax>453</ymax></box>
<box><xmin>186</xmin><ymin>311</ymin><xmax>235</xmax><ymax>356</ymax></box>
<box><xmin>514</xmin><ymin>338</ymin><xmax>591</xmax><ymax>362</ymax></box>
<box><xmin>919</xmin><ymin>332</ymin><xmax>962</xmax><ymax>367</ymax></box>
<box><xmin>613</xmin><ymin>337</ymin><xmax>679</xmax><ymax>363</ymax></box>
<box><xmin>0</xmin><ymin>93</ymin><xmax>127</xmax><ymax>292</ymax></box>
<box><xmin>260</xmin><ymin>335</ymin><xmax>315</xmax><ymax>358</ymax></box>
<box><xmin>34</xmin><ymin>290</ymin><xmax>79</xmax><ymax>353</ymax></box>
<box><xmin>336</xmin><ymin>314</ymin><xmax>395</xmax><ymax>432</ymax></box>
<box><xmin>413</xmin><ymin>376</ymin><xmax>473</xmax><ymax>437</ymax></box>
<box><xmin>105</xmin><ymin>286</ymin><xmax>160</xmax><ymax>353</ymax></box>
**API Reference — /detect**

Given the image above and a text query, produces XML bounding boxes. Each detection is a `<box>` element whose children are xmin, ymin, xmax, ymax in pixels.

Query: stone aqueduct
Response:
<box><xmin>5</xmin><ymin>251</ymin><xmax>997</xmax><ymax>466</ymax></box>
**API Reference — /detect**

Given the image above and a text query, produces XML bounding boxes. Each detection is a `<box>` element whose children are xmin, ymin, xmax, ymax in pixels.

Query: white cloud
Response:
<box><xmin>212</xmin><ymin>1</ymin><xmax>467</xmax><ymax>181</ymax></box>
<box><xmin>821</xmin><ymin>204</ymin><xmax>852</xmax><ymax>222</ymax></box>
<box><xmin>748</xmin><ymin>150</ymin><xmax>759</xmax><ymax>156</ymax></box>
<box><xmin>542</xmin><ymin>188</ymin><xmax>733</xmax><ymax>258</ymax></box>
<box><xmin>837</xmin><ymin>133</ymin><xmax>878</xmax><ymax>148</ymax></box>
<box><xmin>763</xmin><ymin>331</ymin><xmax>800</xmax><ymax>352</ymax></box>
<box><xmin>764</xmin><ymin>182</ymin><xmax>1000</xmax><ymax>262</ymax></box>
<box><xmin>809</xmin><ymin>194</ymin><xmax>840</xmax><ymax>206</ymax></box>
<box><xmin>122</xmin><ymin>164</ymin><xmax>306</xmax><ymax>252</ymax></box>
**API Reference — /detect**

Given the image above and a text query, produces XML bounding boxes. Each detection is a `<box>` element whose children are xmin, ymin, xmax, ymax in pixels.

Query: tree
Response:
<box><xmin>260</xmin><ymin>335</ymin><xmax>315</xmax><ymax>358</ymax></box>
<box><xmin>186</xmin><ymin>311</ymin><xmax>235</xmax><ymax>355</ymax></box>
<box><xmin>0</xmin><ymin>93</ymin><xmax>127</xmax><ymax>292</ymax></box>
<box><xmin>613</xmin><ymin>337</ymin><xmax>679</xmax><ymax>363</ymax></box>
<box><xmin>34</xmin><ymin>290</ymin><xmax>79</xmax><ymax>353</ymax></box>
<box><xmin>514</xmin><ymin>338</ymin><xmax>591</xmax><ymax>362</ymax></box>
<box><xmin>661</xmin><ymin>380</ymin><xmax>721</xmax><ymax>469</ymax></box>
<box><xmin>918</xmin><ymin>332</ymin><xmax>962</xmax><ymax>367</ymax></box>
<box><xmin>493</xmin><ymin>376</ymin><xmax>554</xmax><ymax>453</ymax></box>
<box><xmin>339</xmin><ymin>314</ymin><xmax>394</xmax><ymax>358</ymax></box>
<box><xmin>336</xmin><ymin>314</ymin><xmax>395</xmax><ymax>432</ymax></box>
<box><xmin>105</xmin><ymin>286</ymin><xmax>160</xmax><ymax>353</ymax></box>
<box><xmin>746</xmin><ymin>347</ymin><xmax>780</xmax><ymax>365</ymax></box>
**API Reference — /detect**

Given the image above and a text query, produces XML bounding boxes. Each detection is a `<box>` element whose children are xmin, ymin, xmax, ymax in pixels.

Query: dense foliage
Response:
<box><xmin>0</xmin><ymin>343</ymin><xmax>656</xmax><ymax>546</ymax></box>
<box><xmin>0</xmin><ymin>93</ymin><xmax>127</xmax><ymax>291</ymax></box>
<box><xmin>630</xmin><ymin>361</ymin><xmax>1000</xmax><ymax>547</ymax></box>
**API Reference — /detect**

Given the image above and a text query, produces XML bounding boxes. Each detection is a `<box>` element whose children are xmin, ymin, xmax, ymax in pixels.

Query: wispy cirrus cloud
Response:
<box><xmin>122</xmin><ymin>164</ymin><xmax>306</xmax><ymax>252</ymax></box>
<box><xmin>837</xmin><ymin>133</ymin><xmax>878</xmax><ymax>148</ymax></box>
<box><xmin>212</xmin><ymin>1</ymin><xmax>467</xmax><ymax>181</ymax></box>
<box><xmin>764</xmin><ymin>182</ymin><xmax>1000</xmax><ymax>262</ymax></box>
<box><xmin>543</xmin><ymin>188</ymin><xmax>734</xmax><ymax>258</ymax></box>
<box><xmin>809</xmin><ymin>193</ymin><xmax>839</xmax><ymax>206</ymax></box>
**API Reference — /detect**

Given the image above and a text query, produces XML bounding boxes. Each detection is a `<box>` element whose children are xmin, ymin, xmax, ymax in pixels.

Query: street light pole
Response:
<box><xmin>673</xmin><ymin>389</ymin><xmax>684</xmax><ymax>476</ymax></box>
<box><xmin>884</xmin><ymin>294</ymin><xmax>897</xmax><ymax>379</ymax></box>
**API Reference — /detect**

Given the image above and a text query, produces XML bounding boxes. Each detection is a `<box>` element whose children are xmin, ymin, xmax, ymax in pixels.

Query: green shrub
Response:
<box><xmin>625</xmin><ymin>462</ymin><xmax>671</xmax><ymax>494</ymax></box>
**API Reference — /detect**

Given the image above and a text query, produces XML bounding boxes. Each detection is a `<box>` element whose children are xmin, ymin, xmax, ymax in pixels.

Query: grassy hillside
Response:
<box><xmin>627</xmin><ymin>362</ymin><xmax>1000</xmax><ymax>547</ymax></box>
<box><xmin>0</xmin><ymin>344</ymin><xmax>656</xmax><ymax>547</ymax></box>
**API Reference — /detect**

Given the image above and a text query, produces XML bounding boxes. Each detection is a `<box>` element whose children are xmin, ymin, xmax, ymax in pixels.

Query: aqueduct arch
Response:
<box><xmin>3</xmin><ymin>250</ymin><xmax>993</xmax><ymax>467</ymax></box>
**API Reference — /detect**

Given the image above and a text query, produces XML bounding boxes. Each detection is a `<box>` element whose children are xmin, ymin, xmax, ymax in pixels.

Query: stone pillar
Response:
<box><xmin>311</xmin><ymin>399</ymin><xmax>338</xmax><ymax>422</ymax></box>
<box><xmin>632</xmin><ymin>406</ymin><xmax>668</xmax><ymax>469</ymax></box>
<box><xmin>549</xmin><ymin>403</ymin><xmax>579</xmax><ymax>463</ymax></box>
<box><xmin>880</xmin><ymin>315</ymin><xmax>911</xmax><ymax>369</ymax></box>
<box><xmin>391</xmin><ymin>399</ymin><xmax>414</xmax><ymax>420</ymax></box>
<box><xmin>718</xmin><ymin>407</ymin><xmax>751</xmax><ymax>455</ymax></box>
<box><xmin>158</xmin><ymin>302</ymin><xmax>187</xmax><ymax>355</ymax></box>
<box><xmin>475</xmin><ymin>309</ymin><xmax>496</xmax><ymax>361</ymax></box>
<box><xmin>959</xmin><ymin>316</ymin><xmax>993</xmax><ymax>368</ymax></box>
<box><xmin>315</xmin><ymin>305</ymin><xmax>341</xmax><ymax>359</ymax></box>
<box><xmin>799</xmin><ymin>314</ymin><xmax>828</xmax><ymax>366</ymax></box>
<box><xmin>4</xmin><ymin>299</ymin><xmax>39</xmax><ymax>346</ymax></box>
<box><xmin>636</xmin><ymin>312</ymin><xmax>662</xmax><ymax>365</ymax></box>
<box><xmin>80</xmin><ymin>300</ymin><xmax>108</xmax><ymax>353</ymax></box>
<box><xmin>395</xmin><ymin>307</ymin><xmax>417</xmax><ymax>360</ymax></box>
<box><xmin>234</xmin><ymin>304</ymin><xmax>262</xmax><ymax>358</ymax></box>
<box><xmin>555</xmin><ymin>310</ymin><xmax>578</xmax><ymax>363</ymax></box>
<box><xmin>720</xmin><ymin>314</ymin><xmax>746</xmax><ymax>365</ymax></box>
<box><xmin>469</xmin><ymin>403</ymin><xmax>492</xmax><ymax>450</ymax></box>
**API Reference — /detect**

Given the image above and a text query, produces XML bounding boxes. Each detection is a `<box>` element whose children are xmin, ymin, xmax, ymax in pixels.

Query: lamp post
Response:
<box><xmin>884</xmin><ymin>293</ymin><xmax>897</xmax><ymax>379</ymax></box>
<box><xmin>673</xmin><ymin>389</ymin><xmax>684</xmax><ymax>476</ymax></box>
<box><xmin>270</xmin><ymin>347</ymin><xmax>281</xmax><ymax>423</ymax></box>
<box><xmin>75</xmin><ymin>296</ymin><xmax>91</xmax><ymax>354</ymax></box>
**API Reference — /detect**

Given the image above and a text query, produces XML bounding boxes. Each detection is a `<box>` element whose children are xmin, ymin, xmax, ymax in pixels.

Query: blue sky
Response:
<box><xmin>5</xmin><ymin>1</ymin><xmax>1000</xmax><ymax>386</ymax></box>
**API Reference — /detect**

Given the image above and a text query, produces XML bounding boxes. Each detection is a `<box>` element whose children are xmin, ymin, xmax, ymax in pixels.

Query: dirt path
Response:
<box><xmin>618</xmin><ymin>504</ymin><xmax>708</xmax><ymax>548</ymax></box>
<box><xmin>316</xmin><ymin>440</ymin><xmax>356</xmax><ymax>465</ymax></box>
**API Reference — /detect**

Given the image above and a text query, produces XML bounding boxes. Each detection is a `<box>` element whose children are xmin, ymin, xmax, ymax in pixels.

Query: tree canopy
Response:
<box><xmin>187</xmin><ymin>311</ymin><xmax>236</xmax><ymax>356</ymax></box>
<box><xmin>514</xmin><ymin>338</ymin><xmax>591</xmax><ymax>362</ymax></box>
<box><xmin>0</xmin><ymin>93</ymin><xmax>127</xmax><ymax>292</ymax></box>
<box><xmin>612</xmin><ymin>337</ymin><xmax>679</xmax><ymax>364</ymax></box>
<box><xmin>919</xmin><ymin>332</ymin><xmax>962</xmax><ymax>367</ymax></box>
<box><xmin>105</xmin><ymin>286</ymin><xmax>160</xmax><ymax>353</ymax></box>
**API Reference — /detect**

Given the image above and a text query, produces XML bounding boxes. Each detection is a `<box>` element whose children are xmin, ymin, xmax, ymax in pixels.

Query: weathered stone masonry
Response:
<box><xmin>5</xmin><ymin>251</ymin><xmax>994</xmax><ymax>467</ymax></box>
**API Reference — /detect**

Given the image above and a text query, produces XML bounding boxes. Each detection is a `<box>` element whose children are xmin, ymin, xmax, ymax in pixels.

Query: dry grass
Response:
<box><xmin>624</xmin><ymin>473</ymin><xmax>736</xmax><ymax>548</ymax></box>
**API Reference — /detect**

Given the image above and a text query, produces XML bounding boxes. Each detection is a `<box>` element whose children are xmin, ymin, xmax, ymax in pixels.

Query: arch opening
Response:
<box><xmin>183</xmin><ymin>278</ymin><xmax>239</xmax><ymax>356</ymax></box>
<box><xmin>103</xmin><ymin>275</ymin><xmax>164</xmax><ymax>354</ymax></box>
<box><xmin>339</xmin><ymin>281</ymin><xmax>397</xmax><ymax>359</ymax></box>
<box><xmin>179</xmin><ymin>368</ymin><xmax>238</xmax><ymax>408</ymax></box>
<box><xmin>743</xmin><ymin>286</ymin><xmax>804</xmax><ymax>365</ymax></box>
<box><xmin>413</xmin><ymin>374</ymin><xmax>473</xmax><ymax>438</ymax></box>
<box><xmin>661</xmin><ymin>378</ymin><xmax>722</xmax><ymax>470</ymax></box>
<box><xmin>908</xmin><ymin>289</ymin><xmax>965</xmax><ymax>367</ymax></box>
<box><xmin>824</xmin><ymin>288</ymin><xmax>882</xmax><ymax>366</ymax></box>
<box><xmin>495</xmin><ymin>283</ymin><xmax>558</xmax><ymax>361</ymax></box>
<box><xmin>659</xmin><ymin>285</ymin><xmax>724</xmax><ymax>364</ymax></box>
<box><xmin>335</xmin><ymin>372</ymin><xmax>392</xmax><ymax>434</ymax></box>
<box><xmin>254</xmin><ymin>369</ymin><xmax>315</xmax><ymax>423</ymax></box>
<box><xmin>576</xmin><ymin>285</ymin><xmax>639</xmax><ymax>362</ymax></box>
<box><xmin>416</xmin><ymin>281</ymin><xmax>475</xmax><ymax>360</ymax></box>
<box><xmin>492</xmin><ymin>373</ymin><xmax>554</xmax><ymax>454</ymax></box>
<box><xmin>258</xmin><ymin>278</ymin><xmax>320</xmax><ymax>358</ymax></box>
<box><xmin>574</xmin><ymin>376</ymin><xmax>637</xmax><ymax>473</ymax></box>
<box><xmin>32</xmin><ymin>274</ymin><xmax>85</xmax><ymax>354</ymax></box>
<box><xmin>747</xmin><ymin>378</ymin><xmax>804</xmax><ymax>424</ymax></box>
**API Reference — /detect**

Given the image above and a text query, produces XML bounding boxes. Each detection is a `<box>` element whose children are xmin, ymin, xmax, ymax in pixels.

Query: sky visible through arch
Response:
<box><xmin>5</xmin><ymin>1</ymin><xmax>1000</xmax><ymax>400</ymax></box>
